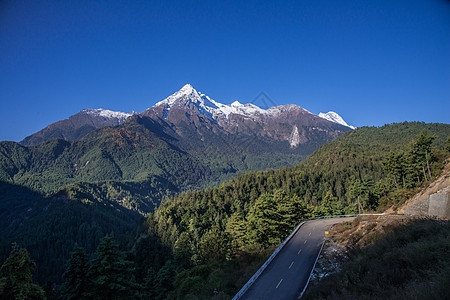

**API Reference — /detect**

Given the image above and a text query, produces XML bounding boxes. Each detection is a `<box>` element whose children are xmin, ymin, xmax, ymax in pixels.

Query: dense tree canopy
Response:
<box><xmin>0</xmin><ymin>243</ymin><xmax>45</xmax><ymax>300</ymax></box>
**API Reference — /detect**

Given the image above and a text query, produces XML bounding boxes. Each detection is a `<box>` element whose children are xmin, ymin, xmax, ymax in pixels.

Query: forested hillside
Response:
<box><xmin>139</xmin><ymin>122</ymin><xmax>449</xmax><ymax>298</ymax></box>
<box><xmin>0</xmin><ymin>181</ymin><xmax>141</xmax><ymax>283</ymax></box>
<box><xmin>0</xmin><ymin>114</ymin><xmax>313</xmax><ymax>212</ymax></box>
<box><xmin>1</xmin><ymin>122</ymin><xmax>449</xmax><ymax>299</ymax></box>
<box><xmin>0</xmin><ymin>108</ymin><xmax>344</xmax><ymax>287</ymax></box>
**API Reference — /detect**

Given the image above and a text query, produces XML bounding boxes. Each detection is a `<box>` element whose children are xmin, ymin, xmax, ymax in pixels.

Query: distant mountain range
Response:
<box><xmin>20</xmin><ymin>84</ymin><xmax>354</xmax><ymax>146</ymax></box>
<box><xmin>1</xmin><ymin>84</ymin><xmax>353</xmax><ymax>213</ymax></box>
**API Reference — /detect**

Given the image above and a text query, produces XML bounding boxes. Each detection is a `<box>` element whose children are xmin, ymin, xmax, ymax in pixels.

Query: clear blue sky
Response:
<box><xmin>1</xmin><ymin>0</ymin><xmax>449</xmax><ymax>142</ymax></box>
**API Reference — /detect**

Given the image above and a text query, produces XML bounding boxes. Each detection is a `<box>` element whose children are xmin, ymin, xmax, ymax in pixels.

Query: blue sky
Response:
<box><xmin>1</xmin><ymin>0</ymin><xmax>449</xmax><ymax>142</ymax></box>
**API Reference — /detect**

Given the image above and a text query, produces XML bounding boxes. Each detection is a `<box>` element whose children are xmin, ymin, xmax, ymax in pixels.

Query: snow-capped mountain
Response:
<box><xmin>21</xmin><ymin>84</ymin><xmax>352</xmax><ymax>149</ymax></box>
<box><xmin>148</xmin><ymin>84</ymin><xmax>318</xmax><ymax>123</ymax></box>
<box><xmin>151</xmin><ymin>84</ymin><xmax>354</xmax><ymax>129</ymax></box>
<box><xmin>318</xmin><ymin>111</ymin><xmax>355</xmax><ymax>129</ymax></box>
<box><xmin>152</xmin><ymin>84</ymin><xmax>270</xmax><ymax>121</ymax></box>
<box><xmin>20</xmin><ymin>109</ymin><xmax>136</xmax><ymax>146</ymax></box>
<box><xmin>143</xmin><ymin>84</ymin><xmax>351</xmax><ymax>149</ymax></box>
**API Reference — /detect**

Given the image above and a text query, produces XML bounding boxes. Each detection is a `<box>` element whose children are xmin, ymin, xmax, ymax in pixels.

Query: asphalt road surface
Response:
<box><xmin>239</xmin><ymin>217</ymin><xmax>354</xmax><ymax>300</ymax></box>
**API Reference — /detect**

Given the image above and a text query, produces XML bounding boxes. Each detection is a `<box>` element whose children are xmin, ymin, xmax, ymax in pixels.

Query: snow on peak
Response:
<box><xmin>153</xmin><ymin>84</ymin><xmax>271</xmax><ymax>119</ymax></box>
<box><xmin>155</xmin><ymin>83</ymin><xmax>200</xmax><ymax>107</ymax></box>
<box><xmin>318</xmin><ymin>111</ymin><xmax>355</xmax><ymax>129</ymax></box>
<box><xmin>82</xmin><ymin>109</ymin><xmax>135</xmax><ymax>120</ymax></box>
<box><xmin>153</xmin><ymin>85</ymin><xmax>344</xmax><ymax>124</ymax></box>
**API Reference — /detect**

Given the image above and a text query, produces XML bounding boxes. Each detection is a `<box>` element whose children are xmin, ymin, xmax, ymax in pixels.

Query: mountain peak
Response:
<box><xmin>150</xmin><ymin>85</ymin><xmax>354</xmax><ymax>132</ymax></box>
<box><xmin>318</xmin><ymin>111</ymin><xmax>355</xmax><ymax>129</ymax></box>
<box><xmin>155</xmin><ymin>84</ymin><xmax>202</xmax><ymax>108</ymax></box>
<box><xmin>178</xmin><ymin>83</ymin><xmax>196</xmax><ymax>95</ymax></box>
<box><xmin>151</xmin><ymin>85</ymin><xmax>314</xmax><ymax>122</ymax></box>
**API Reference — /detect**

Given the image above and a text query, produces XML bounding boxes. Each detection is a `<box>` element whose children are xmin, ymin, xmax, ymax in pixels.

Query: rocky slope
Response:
<box><xmin>20</xmin><ymin>109</ymin><xmax>135</xmax><ymax>146</ymax></box>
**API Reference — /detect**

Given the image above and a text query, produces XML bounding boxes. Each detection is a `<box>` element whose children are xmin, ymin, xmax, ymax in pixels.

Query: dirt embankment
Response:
<box><xmin>310</xmin><ymin>215</ymin><xmax>414</xmax><ymax>283</ymax></box>
<box><xmin>311</xmin><ymin>159</ymin><xmax>450</xmax><ymax>284</ymax></box>
<box><xmin>395</xmin><ymin>159</ymin><xmax>450</xmax><ymax>215</ymax></box>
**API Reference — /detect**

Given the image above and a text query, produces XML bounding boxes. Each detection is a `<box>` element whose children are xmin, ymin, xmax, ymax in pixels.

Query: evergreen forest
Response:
<box><xmin>0</xmin><ymin>121</ymin><xmax>449</xmax><ymax>299</ymax></box>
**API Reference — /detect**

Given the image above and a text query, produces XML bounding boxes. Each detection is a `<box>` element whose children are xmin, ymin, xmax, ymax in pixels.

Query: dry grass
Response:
<box><xmin>304</xmin><ymin>217</ymin><xmax>449</xmax><ymax>300</ymax></box>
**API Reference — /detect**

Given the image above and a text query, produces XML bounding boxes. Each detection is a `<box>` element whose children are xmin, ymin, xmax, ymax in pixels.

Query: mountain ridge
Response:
<box><xmin>19</xmin><ymin>84</ymin><xmax>353</xmax><ymax>146</ymax></box>
<box><xmin>1</xmin><ymin>86</ymin><xmax>353</xmax><ymax>218</ymax></box>
<box><xmin>20</xmin><ymin>109</ymin><xmax>136</xmax><ymax>146</ymax></box>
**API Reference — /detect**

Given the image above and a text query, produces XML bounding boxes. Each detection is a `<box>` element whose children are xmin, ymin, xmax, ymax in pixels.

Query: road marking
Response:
<box><xmin>289</xmin><ymin>261</ymin><xmax>294</xmax><ymax>269</ymax></box>
<box><xmin>309</xmin><ymin>232</ymin><xmax>311</xmax><ymax>236</ymax></box>
<box><xmin>298</xmin><ymin>249</ymin><xmax>302</xmax><ymax>254</ymax></box>
<box><xmin>304</xmin><ymin>240</ymin><xmax>307</xmax><ymax>244</ymax></box>
<box><xmin>276</xmin><ymin>279</ymin><xmax>283</xmax><ymax>289</ymax></box>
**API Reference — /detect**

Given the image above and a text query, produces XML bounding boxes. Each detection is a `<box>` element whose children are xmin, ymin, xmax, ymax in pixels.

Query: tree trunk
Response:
<box><xmin>416</xmin><ymin>170</ymin><xmax>421</xmax><ymax>183</ymax></box>
<box><xmin>422</xmin><ymin>164</ymin><xmax>427</xmax><ymax>181</ymax></box>
<box><xmin>357</xmin><ymin>196</ymin><xmax>363</xmax><ymax>214</ymax></box>
<box><xmin>393</xmin><ymin>175</ymin><xmax>399</xmax><ymax>191</ymax></box>
<box><xmin>402</xmin><ymin>175</ymin><xmax>406</xmax><ymax>188</ymax></box>
<box><xmin>426</xmin><ymin>150</ymin><xmax>432</xmax><ymax>179</ymax></box>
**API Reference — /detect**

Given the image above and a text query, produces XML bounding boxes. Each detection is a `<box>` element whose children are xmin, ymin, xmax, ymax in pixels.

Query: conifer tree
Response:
<box><xmin>173</xmin><ymin>231</ymin><xmax>192</xmax><ymax>266</ymax></box>
<box><xmin>60</xmin><ymin>245</ymin><xmax>89</xmax><ymax>300</ymax></box>
<box><xmin>247</xmin><ymin>193</ymin><xmax>281</xmax><ymax>247</ymax></box>
<box><xmin>225</xmin><ymin>212</ymin><xmax>247</xmax><ymax>250</ymax></box>
<box><xmin>154</xmin><ymin>260</ymin><xmax>175</xmax><ymax>299</ymax></box>
<box><xmin>383</xmin><ymin>151</ymin><xmax>408</xmax><ymax>189</ymax></box>
<box><xmin>87</xmin><ymin>236</ymin><xmax>140</xmax><ymax>299</ymax></box>
<box><xmin>198</xmin><ymin>226</ymin><xmax>229</xmax><ymax>261</ymax></box>
<box><xmin>274</xmin><ymin>190</ymin><xmax>297</xmax><ymax>234</ymax></box>
<box><xmin>410</xmin><ymin>129</ymin><xmax>436</xmax><ymax>180</ymax></box>
<box><xmin>0</xmin><ymin>243</ymin><xmax>45</xmax><ymax>300</ymax></box>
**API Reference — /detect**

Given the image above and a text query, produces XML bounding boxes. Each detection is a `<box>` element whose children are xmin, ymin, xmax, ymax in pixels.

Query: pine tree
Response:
<box><xmin>198</xmin><ymin>226</ymin><xmax>230</xmax><ymax>261</ymax></box>
<box><xmin>225</xmin><ymin>212</ymin><xmax>247</xmax><ymax>251</ymax></box>
<box><xmin>274</xmin><ymin>190</ymin><xmax>297</xmax><ymax>235</ymax></box>
<box><xmin>446</xmin><ymin>136</ymin><xmax>450</xmax><ymax>153</ymax></box>
<box><xmin>173</xmin><ymin>231</ymin><xmax>192</xmax><ymax>266</ymax></box>
<box><xmin>410</xmin><ymin>129</ymin><xmax>436</xmax><ymax>180</ymax></box>
<box><xmin>0</xmin><ymin>243</ymin><xmax>45</xmax><ymax>300</ymax></box>
<box><xmin>60</xmin><ymin>245</ymin><xmax>89</xmax><ymax>300</ymax></box>
<box><xmin>141</xmin><ymin>269</ymin><xmax>156</xmax><ymax>299</ymax></box>
<box><xmin>154</xmin><ymin>260</ymin><xmax>175</xmax><ymax>299</ymax></box>
<box><xmin>383</xmin><ymin>151</ymin><xmax>408</xmax><ymax>190</ymax></box>
<box><xmin>247</xmin><ymin>193</ymin><xmax>281</xmax><ymax>247</ymax></box>
<box><xmin>87</xmin><ymin>236</ymin><xmax>140</xmax><ymax>299</ymax></box>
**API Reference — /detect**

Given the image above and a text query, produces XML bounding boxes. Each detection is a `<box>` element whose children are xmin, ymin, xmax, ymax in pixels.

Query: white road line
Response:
<box><xmin>289</xmin><ymin>261</ymin><xmax>294</xmax><ymax>269</ymax></box>
<box><xmin>309</xmin><ymin>232</ymin><xmax>311</xmax><ymax>236</ymax></box>
<box><xmin>304</xmin><ymin>240</ymin><xmax>307</xmax><ymax>244</ymax></box>
<box><xmin>298</xmin><ymin>249</ymin><xmax>302</xmax><ymax>255</ymax></box>
<box><xmin>276</xmin><ymin>279</ymin><xmax>283</xmax><ymax>289</ymax></box>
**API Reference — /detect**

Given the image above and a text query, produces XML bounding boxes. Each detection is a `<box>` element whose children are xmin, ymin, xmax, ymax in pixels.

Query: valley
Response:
<box><xmin>0</xmin><ymin>87</ymin><xmax>448</xmax><ymax>299</ymax></box>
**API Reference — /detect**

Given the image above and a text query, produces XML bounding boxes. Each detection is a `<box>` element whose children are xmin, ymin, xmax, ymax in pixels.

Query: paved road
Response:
<box><xmin>239</xmin><ymin>217</ymin><xmax>354</xmax><ymax>300</ymax></box>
